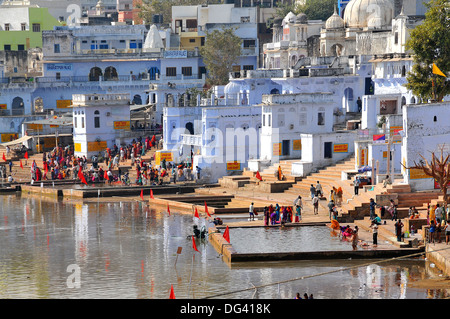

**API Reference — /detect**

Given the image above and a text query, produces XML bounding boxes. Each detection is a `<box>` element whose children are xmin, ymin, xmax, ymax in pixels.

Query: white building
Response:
<box><xmin>263</xmin><ymin>12</ymin><xmax>323</xmax><ymax>68</ymax></box>
<box><xmin>401</xmin><ymin>101</ymin><xmax>450</xmax><ymax>191</ymax></box>
<box><xmin>71</xmin><ymin>93</ymin><xmax>131</xmax><ymax>158</ymax></box>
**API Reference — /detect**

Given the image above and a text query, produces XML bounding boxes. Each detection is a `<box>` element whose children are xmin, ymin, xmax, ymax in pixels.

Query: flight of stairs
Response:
<box><xmin>217</xmin><ymin>159</ymin><xmax>302</xmax><ymax>193</ymax></box>
<box><xmin>282</xmin><ymin>156</ymin><xmax>357</xmax><ymax>217</ymax></box>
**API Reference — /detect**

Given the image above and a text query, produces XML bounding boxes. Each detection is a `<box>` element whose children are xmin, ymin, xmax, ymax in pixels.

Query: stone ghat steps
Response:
<box><xmin>2</xmin><ymin>148</ymin><xmax>159</xmax><ymax>183</ymax></box>
<box><xmin>257</xmin><ymin>160</ymin><xmax>301</xmax><ymax>183</ymax></box>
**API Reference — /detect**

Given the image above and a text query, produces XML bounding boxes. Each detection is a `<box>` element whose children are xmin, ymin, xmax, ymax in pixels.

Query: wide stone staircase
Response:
<box><xmin>278</xmin><ymin>154</ymin><xmax>442</xmax><ymax>222</ymax></box>
<box><xmin>217</xmin><ymin>159</ymin><xmax>301</xmax><ymax>193</ymax></box>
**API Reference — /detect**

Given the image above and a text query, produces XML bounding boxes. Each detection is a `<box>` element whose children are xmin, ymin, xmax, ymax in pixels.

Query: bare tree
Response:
<box><xmin>403</xmin><ymin>147</ymin><xmax>450</xmax><ymax>206</ymax></box>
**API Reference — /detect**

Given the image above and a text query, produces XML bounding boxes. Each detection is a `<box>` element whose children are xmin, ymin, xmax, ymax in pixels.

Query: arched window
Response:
<box><xmin>401</xmin><ymin>96</ymin><xmax>406</xmax><ymax>106</ymax></box>
<box><xmin>104</xmin><ymin>66</ymin><xmax>118</xmax><ymax>81</ymax></box>
<box><xmin>94</xmin><ymin>110</ymin><xmax>100</xmax><ymax>128</ymax></box>
<box><xmin>401</xmin><ymin>65</ymin><xmax>406</xmax><ymax>77</ymax></box>
<box><xmin>318</xmin><ymin>107</ymin><xmax>325</xmax><ymax>126</ymax></box>
<box><xmin>89</xmin><ymin>67</ymin><xmax>102</xmax><ymax>81</ymax></box>
<box><xmin>270</xmin><ymin>88</ymin><xmax>280</xmax><ymax>94</ymax></box>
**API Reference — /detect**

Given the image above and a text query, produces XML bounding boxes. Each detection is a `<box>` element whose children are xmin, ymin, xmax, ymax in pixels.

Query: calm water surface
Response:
<box><xmin>0</xmin><ymin>194</ymin><xmax>448</xmax><ymax>299</ymax></box>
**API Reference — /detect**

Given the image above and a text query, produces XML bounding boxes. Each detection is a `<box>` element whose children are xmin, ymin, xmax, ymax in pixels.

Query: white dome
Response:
<box><xmin>343</xmin><ymin>0</ymin><xmax>394</xmax><ymax>29</ymax></box>
<box><xmin>295</xmin><ymin>12</ymin><xmax>307</xmax><ymax>24</ymax></box>
<box><xmin>224</xmin><ymin>81</ymin><xmax>242</xmax><ymax>95</ymax></box>
<box><xmin>325</xmin><ymin>7</ymin><xmax>345</xmax><ymax>29</ymax></box>
<box><xmin>143</xmin><ymin>24</ymin><xmax>164</xmax><ymax>51</ymax></box>
<box><xmin>282</xmin><ymin>11</ymin><xmax>296</xmax><ymax>26</ymax></box>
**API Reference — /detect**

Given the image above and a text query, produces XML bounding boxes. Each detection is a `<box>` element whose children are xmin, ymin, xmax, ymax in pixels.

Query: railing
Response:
<box><xmin>355</xmin><ymin>128</ymin><xmax>403</xmax><ymax>143</ymax></box>
<box><xmin>180</xmin><ymin>134</ymin><xmax>202</xmax><ymax>147</ymax></box>
<box><xmin>115</xmin><ymin>128</ymin><xmax>162</xmax><ymax>139</ymax></box>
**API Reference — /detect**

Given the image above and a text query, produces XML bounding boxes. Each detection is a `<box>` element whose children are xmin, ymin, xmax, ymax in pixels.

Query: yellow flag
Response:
<box><xmin>432</xmin><ymin>63</ymin><xmax>446</xmax><ymax>77</ymax></box>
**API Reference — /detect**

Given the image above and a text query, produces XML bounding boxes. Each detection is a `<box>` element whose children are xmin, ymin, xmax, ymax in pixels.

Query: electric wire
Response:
<box><xmin>202</xmin><ymin>245</ymin><xmax>450</xmax><ymax>299</ymax></box>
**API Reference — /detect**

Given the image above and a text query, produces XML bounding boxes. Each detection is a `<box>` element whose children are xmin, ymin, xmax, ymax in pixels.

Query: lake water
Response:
<box><xmin>0</xmin><ymin>193</ymin><xmax>448</xmax><ymax>299</ymax></box>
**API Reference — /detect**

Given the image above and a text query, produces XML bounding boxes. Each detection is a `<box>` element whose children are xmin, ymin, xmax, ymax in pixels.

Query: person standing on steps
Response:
<box><xmin>369</xmin><ymin>198</ymin><xmax>378</xmax><ymax>220</ymax></box>
<box><xmin>249</xmin><ymin>202</ymin><xmax>255</xmax><ymax>221</ymax></box>
<box><xmin>370</xmin><ymin>221</ymin><xmax>378</xmax><ymax>246</ymax></box>
<box><xmin>315</xmin><ymin>181</ymin><xmax>323</xmax><ymax>198</ymax></box>
<box><xmin>395</xmin><ymin>219</ymin><xmax>404</xmax><ymax>242</ymax></box>
<box><xmin>310</xmin><ymin>184</ymin><xmax>316</xmax><ymax>200</ymax></box>
<box><xmin>312</xmin><ymin>195</ymin><xmax>319</xmax><ymax>215</ymax></box>
<box><xmin>354</xmin><ymin>176</ymin><xmax>360</xmax><ymax>195</ymax></box>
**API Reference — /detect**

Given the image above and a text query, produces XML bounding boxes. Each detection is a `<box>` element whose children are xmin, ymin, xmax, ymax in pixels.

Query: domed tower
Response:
<box><xmin>325</xmin><ymin>6</ymin><xmax>345</xmax><ymax>30</ymax></box>
<box><xmin>343</xmin><ymin>0</ymin><xmax>394</xmax><ymax>29</ymax></box>
<box><xmin>320</xmin><ymin>6</ymin><xmax>346</xmax><ymax>56</ymax></box>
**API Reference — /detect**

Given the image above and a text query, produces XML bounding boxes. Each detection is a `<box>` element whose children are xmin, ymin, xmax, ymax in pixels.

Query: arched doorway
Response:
<box><xmin>185</xmin><ymin>122</ymin><xmax>194</xmax><ymax>135</ymax></box>
<box><xmin>148</xmin><ymin>67</ymin><xmax>160</xmax><ymax>80</ymax></box>
<box><xmin>330</xmin><ymin>44</ymin><xmax>343</xmax><ymax>56</ymax></box>
<box><xmin>12</xmin><ymin>97</ymin><xmax>24</xmax><ymax>115</ymax></box>
<box><xmin>104</xmin><ymin>66</ymin><xmax>118</xmax><ymax>81</ymax></box>
<box><xmin>132</xmin><ymin>94</ymin><xmax>142</xmax><ymax>105</ymax></box>
<box><xmin>89</xmin><ymin>67</ymin><xmax>102</xmax><ymax>81</ymax></box>
<box><xmin>270</xmin><ymin>88</ymin><xmax>280</xmax><ymax>94</ymax></box>
<box><xmin>344</xmin><ymin>87</ymin><xmax>354</xmax><ymax>111</ymax></box>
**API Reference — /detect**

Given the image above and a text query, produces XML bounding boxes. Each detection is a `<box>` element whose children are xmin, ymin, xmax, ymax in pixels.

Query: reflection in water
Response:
<box><xmin>0</xmin><ymin>194</ymin><xmax>448</xmax><ymax>299</ymax></box>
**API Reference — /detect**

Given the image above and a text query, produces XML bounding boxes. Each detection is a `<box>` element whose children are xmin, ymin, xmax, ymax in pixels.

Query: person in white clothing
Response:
<box><xmin>249</xmin><ymin>202</ymin><xmax>255</xmax><ymax>221</ymax></box>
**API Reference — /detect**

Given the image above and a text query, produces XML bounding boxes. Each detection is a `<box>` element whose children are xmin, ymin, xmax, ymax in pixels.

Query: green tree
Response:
<box><xmin>274</xmin><ymin>0</ymin><xmax>334</xmax><ymax>21</ymax></box>
<box><xmin>405</xmin><ymin>0</ymin><xmax>450</xmax><ymax>102</ymax></box>
<box><xmin>200</xmin><ymin>27</ymin><xmax>242</xmax><ymax>86</ymax></box>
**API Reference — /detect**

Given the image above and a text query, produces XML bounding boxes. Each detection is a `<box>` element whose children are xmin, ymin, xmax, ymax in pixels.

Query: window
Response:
<box><xmin>186</xmin><ymin>19</ymin><xmax>197</xmax><ymax>29</ymax></box>
<box><xmin>318</xmin><ymin>108</ymin><xmax>325</xmax><ymax>126</ymax></box>
<box><xmin>189</xmin><ymin>38</ymin><xmax>196</xmax><ymax>43</ymax></box>
<box><xmin>54</xmin><ymin>44</ymin><xmax>60</xmax><ymax>53</ymax></box>
<box><xmin>21</xmin><ymin>23</ymin><xmax>26</xmax><ymax>31</ymax></box>
<box><xmin>263</xmin><ymin>114</ymin><xmax>266</xmax><ymax>126</ymax></box>
<box><xmin>94</xmin><ymin>110</ymin><xmax>100</xmax><ymax>128</ymax></box>
<box><xmin>243</xmin><ymin>39</ymin><xmax>256</xmax><ymax>48</ymax></box>
<box><xmin>4</xmin><ymin>45</ymin><xmax>11</xmax><ymax>51</ymax></box>
<box><xmin>32</xmin><ymin>23</ymin><xmax>41</xmax><ymax>32</ymax></box>
<box><xmin>124</xmin><ymin>4</ymin><xmax>130</xmax><ymax>10</ymax></box>
<box><xmin>299</xmin><ymin>112</ymin><xmax>307</xmax><ymax>126</ymax></box>
<box><xmin>166</xmin><ymin>67</ymin><xmax>176</xmax><ymax>77</ymax></box>
<box><xmin>74</xmin><ymin>117</ymin><xmax>77</xmax><ymax>128</ymax></box>
<box><xmin>268</xmin><ymin>114</ymin><xmax>271</xmax><ymax>127</ymax></box>
<box><xmin>243</xmin><ymin>65</ymin><xmax>254</xmax><ymax>71</ymax></box>
<box><xmin>278</xmin><ymin>114</ymin><xmax>285</xmax><ymax>127</ymax></box>
<box><xmin>4</xmin><ymin>24</ymin><xmax>10</xmax><ymax>31</ymax></box>
<box><xmin>17</xmin><ymin>44</ymin><xmax>25</xmax><ymax>51</ymax></box>
<box><xmin>182</xmin><ymin>67</ymin><xmax>192</xmax><ymax>76</ymax></box>
<box><xmin>394</xmin><ymin>32</ymin><xmax>399</xmax><ymax>45</ymax></box>
<box><xmin>56</xmin><ymin>72</ymin><xmax>61</xmax><ymax>80</ymax></box>
<box><xmin>240</xmin><ymin>16</ymin><xmax>250</xmax><ymax>23</ymax></box>
<box><xmin>81</xmin><ymin>117</ymin><xmax>85</xmax><ymax>129</ymax></box>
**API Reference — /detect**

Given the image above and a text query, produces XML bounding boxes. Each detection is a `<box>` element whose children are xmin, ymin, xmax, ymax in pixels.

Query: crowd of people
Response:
<box><xmin>427</xmin><ymin>203</ymin><xmax>450</xmax><ymax>244</ymax></box>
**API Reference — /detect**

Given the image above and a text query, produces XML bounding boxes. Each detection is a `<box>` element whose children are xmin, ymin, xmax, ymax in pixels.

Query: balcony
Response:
<box><xmin>180</xmin><ymin>134</ymin><xmax>202</xmax><ymax>146</ymax></box>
